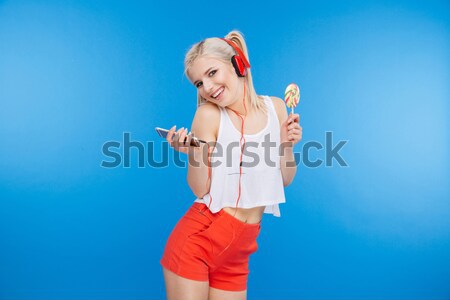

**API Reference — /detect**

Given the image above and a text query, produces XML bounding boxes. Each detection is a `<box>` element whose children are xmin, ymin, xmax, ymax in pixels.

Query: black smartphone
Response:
<box><xmin>155</xmin><ymin>127</ymin><xmax>204</xmax><ymax>147</ymax></box>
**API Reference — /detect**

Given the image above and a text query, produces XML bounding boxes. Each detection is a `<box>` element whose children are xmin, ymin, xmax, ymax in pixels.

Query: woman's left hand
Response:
<box><xmin>280</xmin><ymin>113</ymin><xmax>302</xmax><ymax>147</ymax></box>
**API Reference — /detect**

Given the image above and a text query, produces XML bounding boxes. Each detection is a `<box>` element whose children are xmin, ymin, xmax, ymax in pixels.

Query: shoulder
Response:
<box><xmin>194</xmin><ymin>102</ymin><xmax>221</xmax><ymax>122</ymax></box>
<box><xmin>269</xmin><ymin>96</ymin><xmax>285</xmax><ymax>111</ymax></box>
<box><xmin>269</xmin><ymin>96</ymin><xmax>288</xmax><ymax>125</ymax></box>
<box><xmin>191</xmin><ymin>102</ymin><xmax>221</xmax><ymax>141</ymax></box>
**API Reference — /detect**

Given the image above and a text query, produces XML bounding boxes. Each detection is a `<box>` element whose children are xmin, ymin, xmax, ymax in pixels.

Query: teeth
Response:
<box><xmin>212</xmin><ymin>87</ymin><xmax>224</xmax><ymax>98</ymax></box>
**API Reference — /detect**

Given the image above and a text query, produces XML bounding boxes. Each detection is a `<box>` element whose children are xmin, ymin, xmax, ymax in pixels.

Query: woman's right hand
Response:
<box><xmin>166</xmin><ymin>125</ymin><xmax>196</xmax><ymax>154</ymax></box>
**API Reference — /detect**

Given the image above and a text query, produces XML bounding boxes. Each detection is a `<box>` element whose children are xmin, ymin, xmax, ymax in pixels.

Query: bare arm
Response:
<box><xmin>186</xmin><ymin>103</ymin><xmax>220</xmax><ymax>198</ymax></box>
<box><xmin>271</xmin><ymin>96</ymin><xmax>302</xmax><ymax>186</ymax></box>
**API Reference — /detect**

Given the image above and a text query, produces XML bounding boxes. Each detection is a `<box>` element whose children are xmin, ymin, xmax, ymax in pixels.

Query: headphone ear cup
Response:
<box><xmin>231</xmin><ymin>55</ymin><xmax>247</xmax><ymax>77</ymax></box>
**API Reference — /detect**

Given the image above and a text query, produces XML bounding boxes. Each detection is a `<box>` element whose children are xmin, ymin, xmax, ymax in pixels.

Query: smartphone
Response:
<box><xmin>155</xmin><ymin>127</ymin><xmax>204</xmax><ymax>147</ymax></box>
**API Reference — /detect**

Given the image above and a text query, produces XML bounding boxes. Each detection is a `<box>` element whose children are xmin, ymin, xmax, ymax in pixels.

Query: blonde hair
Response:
<box><xmin>184</xmin><ymin>30</ymin><xmax>266</xmax><ymax>113</ymax></box>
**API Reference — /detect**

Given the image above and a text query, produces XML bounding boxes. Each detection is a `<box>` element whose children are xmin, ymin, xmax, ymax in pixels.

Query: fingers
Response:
<box><xmin>166</xmin><ymin>125</ymin><xmax>176</xmax><ymax>143</ymax></box>
<box><xmin>173</xmin><ymin>128</ymin><xmax>186</xmax><ymax>144</ymax></box>
<box><xmin>289</xmin><ymin>114</ymin><xmax>300</xmax><ymax>123</ymax></box>
<box><xmin>289</xmin><ymin>128</ymin><xmax>302</xmax><ymax>135</ymax></box>
<box><xmin>287</xmin><ymin>121</ymin><xmax>303</xmax><ymax>144</ymax></box>
<box><xmin>168</xmin><ymin>127</ymin><xmax>195</xmax><ymax>153</ymax></box>
<box><xmin>287</xmin><ymin>113</ymin><xmax>300</xmax><ymax>124</ymax></box>
<box><xmin>179</xmin><ymin>128</ymin><xmax>188</xmax><ymax>145</ymax></box>
<box><xmin>288</xmin><ymin>131</ymin><xmax>302</xmax><ymax>143</ymax></box>
<box><xmin>186</xmin><ymin>131</ymin><xmax>193</xmax><ymax>146</ymax></box>
<box><xmin>287</xmin><ymin>122</ymin><xmax>302</xmax><ymax>131</ymax></box>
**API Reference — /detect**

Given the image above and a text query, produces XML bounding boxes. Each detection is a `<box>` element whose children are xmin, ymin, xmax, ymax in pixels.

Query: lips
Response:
<box><xmin>211</xmin><ymin>87</ymin><xmax>224</xmax><ymax>99</ymax></box>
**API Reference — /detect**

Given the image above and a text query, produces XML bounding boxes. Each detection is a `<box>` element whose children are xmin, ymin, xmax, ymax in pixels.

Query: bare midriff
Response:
<box><xmin>222</xmin><ymin>206</ymin><xmax>265</xmax><ymax>224</ymax></box>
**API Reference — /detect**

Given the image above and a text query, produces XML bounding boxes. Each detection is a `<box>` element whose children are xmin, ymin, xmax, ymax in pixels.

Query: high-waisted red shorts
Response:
<box><xmin>160</xmin><ymin>202</ymin><xmax>262</xmax><ymax>291</ymax></box>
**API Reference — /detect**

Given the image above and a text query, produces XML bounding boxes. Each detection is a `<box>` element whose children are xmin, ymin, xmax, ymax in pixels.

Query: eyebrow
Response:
<box><xmin>193</xmin><ymin>67</ymin><xmax>215</xmax><ymax>86</ymax></box>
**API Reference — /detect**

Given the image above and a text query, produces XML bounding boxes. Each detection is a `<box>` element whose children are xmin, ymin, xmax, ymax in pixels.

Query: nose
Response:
<box><xmin>203</xmin><ymin>79</ymin><xmax>214</xmax><ymax>94</ymax></box>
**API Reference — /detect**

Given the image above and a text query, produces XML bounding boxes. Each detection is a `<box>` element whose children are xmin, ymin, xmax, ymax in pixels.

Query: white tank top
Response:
<box><xmin>194</xmin><ymin>95</ymin><xmax>286</xmax><ymax>217</ymax></box>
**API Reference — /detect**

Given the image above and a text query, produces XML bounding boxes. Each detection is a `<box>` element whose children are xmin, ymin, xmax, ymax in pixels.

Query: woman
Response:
<box><xmin>160</xmin><ymin>30</ymin><xmax>302</xmax><ymax>300</ymax></box>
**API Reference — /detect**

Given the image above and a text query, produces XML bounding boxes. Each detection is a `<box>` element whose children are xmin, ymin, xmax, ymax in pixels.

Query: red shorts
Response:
<box><xmin>160</xmin><ymin>202</ymin><xmax>262</xmax><ymax>291</ymax></box>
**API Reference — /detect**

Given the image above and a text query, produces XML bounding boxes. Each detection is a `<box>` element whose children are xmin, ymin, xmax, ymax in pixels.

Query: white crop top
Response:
<box><xmin>194</xmin><ymin>95</ymin><xmax>286</xmax><ymax>217</ymax></box>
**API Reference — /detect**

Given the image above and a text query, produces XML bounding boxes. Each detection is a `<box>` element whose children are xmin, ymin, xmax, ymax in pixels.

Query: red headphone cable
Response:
<box><xmin>206</xmin><ymin>142</ymin><xmax>213</xmax><ymax>209</ymax></box>
<box><xmin>226</xmin><ymin>81</ymin><xmax>247</xmax><ymax>218</ymax></box>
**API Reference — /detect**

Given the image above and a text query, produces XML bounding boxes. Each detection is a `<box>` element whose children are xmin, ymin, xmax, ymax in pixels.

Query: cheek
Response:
<box><xmin>198</xmin><ymin>89</ymin><xmax>208</xmax><ymax>99</ymax></box>
<box><xmin>198</xmin><ymin>88</ymin><xmax>214</xmax><ymax>101</ymax></box>
<box><xmin>218</xmin><ymin>68</ymin><xmax>232</xmax><ymax>82</ymax></box>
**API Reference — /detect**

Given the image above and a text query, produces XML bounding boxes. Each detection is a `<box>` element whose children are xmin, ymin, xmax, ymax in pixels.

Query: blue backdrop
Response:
<box><xmin>1</xmin><ymin>0</ymin><xmax>449</xmax><ymax>299</ymax></box>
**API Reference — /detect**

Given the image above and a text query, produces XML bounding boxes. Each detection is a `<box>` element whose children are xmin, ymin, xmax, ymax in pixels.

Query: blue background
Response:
<box><xmin>1</xmin><ymin>0</ymin><xmax>449</xmax><ymax>299</ymax></box>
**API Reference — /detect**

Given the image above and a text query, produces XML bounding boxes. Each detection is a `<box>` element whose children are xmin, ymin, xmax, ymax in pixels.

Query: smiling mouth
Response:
<box><xmin>211</xmin><ymin>87</ymin><xmax>224</xmax><ymax>99</ymax></box>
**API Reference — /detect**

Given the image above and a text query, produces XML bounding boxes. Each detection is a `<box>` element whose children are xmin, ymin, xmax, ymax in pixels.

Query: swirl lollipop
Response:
<box><xmin>284</xmin><ymin>83</ymin><xmax>300</xmax><ymax>115</ymax></box>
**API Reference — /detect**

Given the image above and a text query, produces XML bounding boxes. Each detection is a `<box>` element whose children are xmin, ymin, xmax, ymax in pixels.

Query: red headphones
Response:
<box><xmin>220</xmin><ymin>38</ymin><xmax>251</xmax><ymax>77</ymax></box>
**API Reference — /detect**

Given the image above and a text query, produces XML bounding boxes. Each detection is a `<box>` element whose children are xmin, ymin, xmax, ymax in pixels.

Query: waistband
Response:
<box><xmin>192</xmin><ymin>202</ymin><xmax>261</xmax><ymax>237</ymax></box>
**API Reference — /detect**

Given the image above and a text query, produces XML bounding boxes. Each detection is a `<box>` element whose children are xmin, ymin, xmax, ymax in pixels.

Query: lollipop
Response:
<box><xmin>284</xmin><ymin>83</ymin><xmax>300</xmax><ymax>114</ymax></box>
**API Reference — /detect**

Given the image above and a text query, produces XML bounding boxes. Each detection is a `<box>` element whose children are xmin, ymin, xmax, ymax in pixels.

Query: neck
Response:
<box><xmin>226</xmin><ymin>82</ymin><xmax>251</xmax><ymax>116</ymax></box>
<box><xmin>227</xmin><ymin>96</ymin><xmax>251</xmax><ymax>116</ymax></box>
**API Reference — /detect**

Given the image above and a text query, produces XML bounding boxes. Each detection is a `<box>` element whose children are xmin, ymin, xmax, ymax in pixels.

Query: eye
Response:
<box><xmin>195</xmin><ymin>82</ymin><xmax>203</xmax><ymax>88</ymax></box>
<box><xmin>209</xmin><ymin>70</ymin><xmax>217</xmax><ymax>77</ymax></box>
